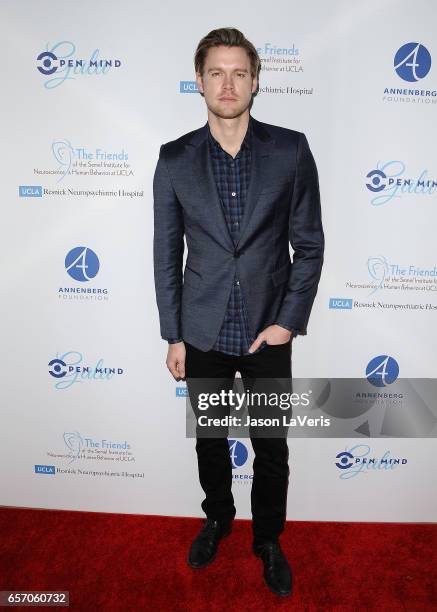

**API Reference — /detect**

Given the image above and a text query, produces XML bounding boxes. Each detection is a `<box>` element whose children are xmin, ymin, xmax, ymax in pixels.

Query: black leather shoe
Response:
<box><xmin>187</xmin><ymin>518</ymin><xmax>232</xmax><ymax>569</ymax></box>
<box><xmin>253</xmin><ymin>539</ymin><xmax>292</xmax><ymax>596</ymax></box>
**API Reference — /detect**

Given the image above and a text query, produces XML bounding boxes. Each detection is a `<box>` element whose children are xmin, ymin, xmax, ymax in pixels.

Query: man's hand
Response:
<box><xmin>166</xmin><ymin>341</ymin><xmax>186</xmax><ymax>380</ymax></box>
<box><xmin>248</xmin><ymin>324</ymin><xmax>292</xmax><ymax>353</ymax></box>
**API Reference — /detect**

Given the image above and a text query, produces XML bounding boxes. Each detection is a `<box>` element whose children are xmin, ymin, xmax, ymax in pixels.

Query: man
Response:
<box><xmin>153</xmin><ymin>28</ymin><xmax>324</xmax><ymax>597</ymax></box>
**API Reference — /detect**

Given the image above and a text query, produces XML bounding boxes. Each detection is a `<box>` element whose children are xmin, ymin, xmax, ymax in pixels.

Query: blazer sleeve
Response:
<box><xmin>153</xmin><ymin>145</ymin><xmax>185</xmax><ymax>340</ymax></box>
<box><xmin>275</xmin><ymin>132</ymin><xmax>324</xmax><ymax>334</ymax></box>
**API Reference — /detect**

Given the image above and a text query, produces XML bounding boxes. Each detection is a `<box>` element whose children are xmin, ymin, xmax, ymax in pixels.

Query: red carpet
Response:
<box><xmin>0</xmin><ymin>507</ymin><xmax>436</xmax><ymax>611</ymax></box>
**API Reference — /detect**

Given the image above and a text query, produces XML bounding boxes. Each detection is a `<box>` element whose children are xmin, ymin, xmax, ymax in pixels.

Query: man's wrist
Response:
<box><xmin>274</xmin><ymin>322</ymin><xmax>300</xmax><ymax>337</ymax></box>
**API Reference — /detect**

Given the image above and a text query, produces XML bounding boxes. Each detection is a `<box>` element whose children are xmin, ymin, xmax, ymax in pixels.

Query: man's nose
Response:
<box><xmin>223</xmin><ymin>75</ymin><xmax>234</xmax><ymax>89</ymax></box>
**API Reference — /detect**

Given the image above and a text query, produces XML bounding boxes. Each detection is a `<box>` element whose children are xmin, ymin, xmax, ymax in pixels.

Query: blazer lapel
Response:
<box><xmin>235</xmin><ymin>117</ymin><xmax>275</xmax><ymax>249</ymax></box>
<box><xmin>185</xmin><ymin>116</ymin><xmax>276</xmax><ymax>252</ymax></box>
<box><xmin>187</xmin><ymin>125</ymin><xmax>235</xmax><ymax>251</ymax></box>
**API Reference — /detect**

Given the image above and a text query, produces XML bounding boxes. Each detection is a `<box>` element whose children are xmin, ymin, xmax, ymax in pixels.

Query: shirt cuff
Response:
<box><xmin>166</xmin><ymin>338</ymin><xmax>183</xmax><ymax>344</ymax></box>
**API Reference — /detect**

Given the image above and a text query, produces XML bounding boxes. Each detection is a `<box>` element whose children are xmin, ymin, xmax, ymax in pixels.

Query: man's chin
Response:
<box><xmin>207</xmin><ymin>102</ymin><xmax>249</xmax><ymax>120</ymax></box>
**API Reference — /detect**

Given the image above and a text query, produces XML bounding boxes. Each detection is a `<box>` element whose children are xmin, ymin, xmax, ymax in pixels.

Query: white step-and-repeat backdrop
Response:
<box><xmin>2</xmin><ymin>0</ymin><xmax>436</xmax><ymax>522</ymax></box>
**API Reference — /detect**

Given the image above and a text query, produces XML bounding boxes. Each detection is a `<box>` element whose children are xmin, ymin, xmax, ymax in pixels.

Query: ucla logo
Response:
<box><xmin>366</xmin><ymin>355</ymin><xmax>399</xmax><ymax>387</ymax></box>
<box><xmin>180</xmin><ymin>81</ymin><xmax>199</xmax><ymax>93</ymax></box>
<box><xmin>19</xmin><ymin>186</ymin><xmax>42</xmax><ymax>197</ymax></box>
<box><xmin>35</xmin><ymin>465</ymin><xmax>55</xmax><ymax>474</ymax></box>
<box><xmin>65</xmin><ymin>247</ymin><xmax>99</xmax><ymax>282</ymax></box>
<box><xmin>394</xmin><ymin>42</ymin><xmax>431</xmax><ymax>82</ymax></box>
<box><xmin>228</xmin><ymin>439</ymin><xmax>248</xmax><ymax>469</ymax></box>
<box><xmin>329</xmin><ymin>298</ymin><xmax>352</xmax><ymax>309</ymax></box>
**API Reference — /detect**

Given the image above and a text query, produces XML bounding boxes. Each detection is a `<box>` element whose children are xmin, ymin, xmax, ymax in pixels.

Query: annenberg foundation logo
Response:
<box><xmin>228</xmin><ymin>440</ymin><xmax>253</xmax><ymax>485</ymax></box>
<box><xmin>383</xmin><ymin>42</ymin><xmax>436</xmax><ymax>104</ymax></box>
<box><xmin>365</xmin><ymin>161</ymin><xmax>437</xmax><ymax>205</ymax></box>
<box><xmin>65</xmin><ymin>247</ymin><xmax>99</xmax><ymax>282</ymax></box>
<box><xmin>60</xmin><ymin>247</ymin><xmax>109</xmax><ymax>302</ymax></box>
<box><xmin>394</xmin><ymin>42</ymin><xmax>431</xmax><ymax>82</ymax></box>
<box><xmin>228</xmin><ymin>439</ymin><xmax>248</xmax><ymax>468</ymax></box>
<box><xmin>365</xmin><ymin>356</ymin><xmax>399</xmax><ymax>388</ymax></box>
<box><xmin>36</xmin><ymin>41</ymin><xmax>122</xmax><ymax>89</ymax></box>
<box><xmin>229</xmin><ymin>439</ymin><xmax>253</xmax><ymax>484</ymax></box>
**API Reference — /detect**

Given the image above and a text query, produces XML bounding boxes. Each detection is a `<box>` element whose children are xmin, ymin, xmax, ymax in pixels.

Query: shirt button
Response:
<box><xmin>231</xmin><ymin>192</ymin><xmax>236</xmax><ymax>197</ymax></box>
<box><xmin>236</xmin><ymin>280</ymin><xmax>240</xmax><ymax>286</ymax></box>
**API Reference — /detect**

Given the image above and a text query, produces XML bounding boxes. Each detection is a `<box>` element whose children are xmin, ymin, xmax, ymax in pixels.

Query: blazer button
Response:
<box><xmin>234</xmin><ymin>250</ymin><xmax>240</xmax><ymax>258</ymax></box>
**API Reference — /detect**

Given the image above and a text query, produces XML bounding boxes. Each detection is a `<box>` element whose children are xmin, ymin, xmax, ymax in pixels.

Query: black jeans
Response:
<box><xmin>185</xmin><ymin>340</ymin><xmax>292</xmax><ymax>543</ymax></box>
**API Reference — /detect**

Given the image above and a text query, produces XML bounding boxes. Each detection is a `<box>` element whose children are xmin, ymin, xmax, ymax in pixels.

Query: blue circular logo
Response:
<box><xmin>394</xmin><ymin>42</ymin><xmax>431</xmax><ymax>82</ymax></box>
<box><xmin>48</xmin><ymin>358</ymin><xmax>67</xmax><ymax>378</ymax></box>
<box><xmin>366</xmin><ymin>355</ymin><xmax>399</xmax><ymax>387</ymax></box>
<box><xmin>228</xmin><ymin>439</ymin><xmax>248</xmax><ymax>469</ymax></box>
<box><xmin>366</xmin><ymin>169</ymin><xmax>387</xmax><ymax>192</ymax></box>
<box><xmin>65</xmin><ymin>247</ymin><xmax>99</xmax><ymax>282</ymax></box>
<box><xmin>36</xmin><ymin>51</ymin><xmax>59</xmax><ymax>75</ymax></box>
<box><xmin>335</xmin><ymin>451</ymin><xmax>354</xmax><ymax>470</ymax></box>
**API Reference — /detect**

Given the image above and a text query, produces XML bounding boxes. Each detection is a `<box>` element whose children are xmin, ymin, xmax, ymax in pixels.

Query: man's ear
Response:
<box><xmin>196</xmin><ymin>72</ymin><xmax>204</xmax><ymax>94</ymax></box>
<box><xmin>252</xmin><ymin>76</ymin><xmax>258</xmax><ymax>94</ymax></box>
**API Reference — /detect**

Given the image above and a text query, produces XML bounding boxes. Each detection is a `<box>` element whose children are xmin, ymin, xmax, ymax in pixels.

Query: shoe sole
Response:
<box><xmin>187</xmin><ymin>527</ymin><xmax>232</xmax><ymax>569</ymax></box>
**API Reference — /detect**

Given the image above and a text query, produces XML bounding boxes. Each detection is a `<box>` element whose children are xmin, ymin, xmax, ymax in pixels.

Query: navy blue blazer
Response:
<box><xmin>153</xmin><ymin>115</ymin><xmax>324</xmax><ymax>351</ymax></box>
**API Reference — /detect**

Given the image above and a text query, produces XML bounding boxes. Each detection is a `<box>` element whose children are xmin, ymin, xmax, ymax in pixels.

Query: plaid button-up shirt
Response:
<box><xmin>207</xmin><ymin>117</ymin><xmax>259</xmax><ymax>356</ymax></box>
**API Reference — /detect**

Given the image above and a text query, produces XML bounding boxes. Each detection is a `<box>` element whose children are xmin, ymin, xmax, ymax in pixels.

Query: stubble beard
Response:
<box><xmin>205</xmin><ymin>97</ymin><xmax>252</xmax><ymax>121</ymax></box>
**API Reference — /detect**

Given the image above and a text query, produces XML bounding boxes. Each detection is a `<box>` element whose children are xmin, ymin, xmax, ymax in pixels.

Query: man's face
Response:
<box><xmin>196</xmin><ymin>45</ymin><xmax>258</xmax><ymax>119</ymax></box>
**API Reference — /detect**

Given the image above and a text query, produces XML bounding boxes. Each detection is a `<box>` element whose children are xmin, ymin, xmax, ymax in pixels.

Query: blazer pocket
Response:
<box><xmin>271</xmin><ymin>260</ymin><xmax>292</xmax><ymax>286</ymax></box>
<box><xmin>183</xmin><ymin>265</ymin><xmax>201</xmax><ymax>289</ymax></box>
<box><xmin>249</xmin><ymin>260</ymin><xmax>292</xmax><ymax>294</ymax></box>
<box><xmin>259</xmin><ymin>180</ymin><xmax>291</xmax><ymax>196</ymax></box>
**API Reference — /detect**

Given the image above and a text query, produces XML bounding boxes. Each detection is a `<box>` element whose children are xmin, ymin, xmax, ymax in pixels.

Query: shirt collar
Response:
<box><xmin>207</xmin><ymin>115</ymin><xmax>253</xmax><ymax>154</ymax></box>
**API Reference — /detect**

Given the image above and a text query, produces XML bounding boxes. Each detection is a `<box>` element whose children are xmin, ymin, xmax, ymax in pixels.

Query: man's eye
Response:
<box><xmin>237</xmin><ymin>73</ymin><xmax>246</xmax><ymax>77</ymax></box>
